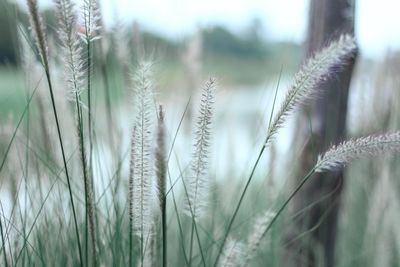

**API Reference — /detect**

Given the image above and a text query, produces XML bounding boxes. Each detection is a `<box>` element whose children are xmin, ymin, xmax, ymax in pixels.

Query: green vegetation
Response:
<box><xmin>0</xmin><ymin>1</ymin><xmax>399</xmax><ymax>267</ymax></box>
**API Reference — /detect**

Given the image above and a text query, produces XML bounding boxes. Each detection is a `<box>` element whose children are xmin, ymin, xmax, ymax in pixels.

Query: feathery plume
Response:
<box><xmin>156</xmin><ymin>106</ymin><xmax>167</xmax><ymax>208</ymax></box>
<box><xmin>130</xmin><ymin>61</ymin><xmax>158</xmax><ymax>262</ymax></box>
<box><xmin>155</xmin><ymin>105</ymin><xmax>167</xmax><ymax>266</ymax></box>
<box><xmin>266</xmin><ymin>34</ymin><xmax>356</xmax><ymax>145</ymax></box>
<box><xmin>128</xmin><ymin>125</ymin><xmax>137</xmax><ymax>267</ymax></box>
<box><xmin>55</xmin><ymin>2</ymin><xmax>97</xmax><ymax>264</ymax></box>
<box><xmin>83</xmin><ymin>153</ymin><xmax>97</xmax><ymax>266</ymax></box>
<box><xmin>245</xmin><ymin>210</ymin><xmax>276</xmax><ymax>264</ymax></box>
<box><xmin>316</xmin><ymin>132</ymin><xmax>400</xmax><ymax>172</ymax></box>
<box><xmin>82</xmin><ymin>0</ymin><xmax>101</xmax><ymax>210</ymax></box>
<box><xmin>217</xmin><ymin>238</ymin><xmax>245</xmax><ymax>267</ymax></box>
<box><xmin>185</xmin><ymin>78</ymin><xmax>216</xmax><ymax>219</ymax></box>
<box><xmin>81</xmin><ymin>0</ymin><xmax>101</xmax><ymax>43</ymax></box>
<box><xmin>26</xmin><ymin>0</ymin><xmax>49</xmax><ymax>69</ymax></box>
<box><xmin>55</xmin><ymin>0</ymin><xmax>85</xmax><ymax>100</ymax></box>
<box><xmin>213</xmin><ymin>35</ymin><xmax>356</xmax><ymax>267</ymax></box>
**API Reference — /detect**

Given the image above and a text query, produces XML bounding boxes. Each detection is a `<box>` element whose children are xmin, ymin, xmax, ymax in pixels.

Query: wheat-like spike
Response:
<box><xmin>131</xmin><ymin>61</ymin><xmax>158</xmax><ymax>249</ymax></box>
<box><xmin>244</xmin><ymin>210</ymin><xmax>276</xmax><ymax>265</ymax></box>
<box><xmin>26</xmin><ymin>0</ymin><xmax>49</xmax><ymax>69</ymax></box>
<box><xmin>55</xmin><ymin>0</ymin><xmax>85</xmax><ymax>101</ymax></box>
<box><xmin>83</xmin><ymin>153</ymin><xmax>97</xmax><ymax>267</ymax></box>
<box><xmin>155</xmin><ymin>105</ymin><xmax>167</xmax><ymax>264</ymax></box>
<box><xmin>217</xmin><ymin>238</ymin><xmax>245</xmax><ymax>267</ymax></box>
<box><xmin>56</xmin><ymin>2</ymin><xmax>97</xmax><ymax>263</ymax></box>
<box><xmin>128</xmin><ymin>125</ymin><xmax>137</xmax><ymax>267</ymax></box>
<box><xmin>185</xmin><ymin>78</ymin><xmax>216</xmax><ymax>219</ymax></box>
<box><xmin>81</xmin><ymin>0</ymin><xmax>101</xmax><ymax>43</ymax></box>
<box><xmin>266</xmin><ymin>34</ymin><xmax>356</xmax><ymax>146</ymax></box>
<box><xmin>156</xmin><ymin>105</ymin><xmax>167</xmax><ymax>207</ymax></box>
<box><xmin>316</xmin><ymin>132</ymin><xmax>400</xmax><ymax>172</ymax></box>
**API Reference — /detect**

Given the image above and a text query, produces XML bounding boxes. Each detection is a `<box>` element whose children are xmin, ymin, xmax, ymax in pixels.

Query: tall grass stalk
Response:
<box><xmin>213</xmin><ymin>34</ymin><xmax>357</xmax><ymax>266</ymax></box>
<box><xmin>26</xmin><ymin>1</ymin><xmax>83</xmax><ymax>265</ymax></box>
<box><xmin>185</xmin><ymin>78</ymin><xmax>215</xmax><ymax>219</ymax></box>
<box><xmin>128</xmin><ymin>127</ymin><xmax>136</xmax><ymax>267</ymax></box>
<box><xmin>76</xmin><ymin>96</ymin><xmax>97</xmax><ymax>267</ymax></box>
<box><xmin>186</xmin><ymin>78</ymin><xmax>215</xmax><ymax>265</ymax></box>
<box><xmin>23</xmin><ymin>40</ymin><xmax>32</xmax><ymax>267</ymax></box>
<box><xmin>82</xmin><ymin>0</ymin><xmax>101</xmax><ymax>220</ymax></box>
<box><xmin>181</xmin><ymin>176</ymin><xmax>206</xmax><ymax>267</ymax></box>
<box><xmin>244</xmin><ymin>131</ymin><xmax>400</xmax><ymax>260</ymax></box>
<box><xmin>55</xmin><ymin>0</ymin><xmax>97</xmax><ymax>264</ymax></box>
<box><xmin>156</xmin><ymin>106</ymin><xmax>167</xmax><ymax>267</ymax></box>
<box><xmin>130</xmin><ymin>61</ymin><xmax>158</xmax><ymax>266</ymax></box>
<box><xmin>164</xmin><ymin>99</ymin><xmax>193</xmax><ymax>266</ymax></box>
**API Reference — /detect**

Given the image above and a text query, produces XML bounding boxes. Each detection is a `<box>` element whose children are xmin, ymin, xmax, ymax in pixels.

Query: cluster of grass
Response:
<box><xmin>1</xmin><ymin>0</ymin><xmax>400</xmax><ymax>266</ymax></box>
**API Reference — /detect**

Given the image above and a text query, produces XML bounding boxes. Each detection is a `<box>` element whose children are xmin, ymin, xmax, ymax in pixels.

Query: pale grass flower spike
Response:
<box><xmin>266</xmin><ymin>34</ymin><xmax>357</xmax><ymax>145</ymax></box>
<box><xmin>316</xmin><ymin>132</ymin><xmax>400</xmax><ymax>172</ymax></box>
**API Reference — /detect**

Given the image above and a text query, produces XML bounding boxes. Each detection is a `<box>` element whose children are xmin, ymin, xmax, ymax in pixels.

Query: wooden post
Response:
<box><xmin>291</xmin><ymin>1</ymin><xmax>358</xmax><ymax>266</ymax></box>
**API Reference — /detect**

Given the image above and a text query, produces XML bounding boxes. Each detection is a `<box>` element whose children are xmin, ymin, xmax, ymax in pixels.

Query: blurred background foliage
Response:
<box><xmin>1</xmin><ymin>0</ymin><xmax>400</xmax><ymax>266</ymax></box>
<box><xmin>0</xmin><ymin>0</ymin><xmax>19</xmax><ymax>65</ymax></box>
<box><xmin>0</xmin><ymin>0</ymin><xmax>302</xmax><ymax>118</ymax></box>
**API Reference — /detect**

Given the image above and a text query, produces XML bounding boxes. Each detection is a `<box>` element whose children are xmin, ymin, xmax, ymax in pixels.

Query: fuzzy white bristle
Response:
<box><xmin>184</xmin><ymin>78</ymin><xmax>216</xmax><ymax>219</ymax></box>
<box><xmin>245</xmin><ymin>210</ymin><xmax>276</xmax><ymax>264</ymax></box>
<box><xmin>316</xmin><ymin>132</ymin><xmax>400</xmax><ymax>172</ymax></box>
<box><xmin>130</xmin><ymin>61</ymin><xmax>158</xmax><ymax>237</ymax></box>
<box><xmin>217</xmin><ymin>238</ymin><xmax>245</xmax><ymax>267</ymax></box>
<box><xmin>55</xmin><ymin>0</ymin><xmax>85</xmax><ymax>101</ymax></box>
<box><xmin>266</xmin><ymin>34</ymin><xmax>357</xmax><ymax>146</ymax></box>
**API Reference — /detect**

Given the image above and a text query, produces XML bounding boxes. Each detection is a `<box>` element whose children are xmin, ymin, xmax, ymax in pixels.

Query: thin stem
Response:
<box><xmin>181</xmin><ymin>177</ymin><xmax>206</xmax><ymax>267</ymax></box>
<box><xmin>242</xmin><ymin>168</ymin><xmax>316</xmax><ymax>266</ymax></box>
<box><xmin>213</xmin><ymin>74</ymin><xmax>283</xmax><ymax>266</ymax></box>
<box><xmin>44</xmin><ymin>70</ymin><xmax>84</xmax><ymax>267</ymax></box>
<box><xmin>260</xmin><ymin>168</ymin><xmax>316</xmax><ymax>243</ymax></box>
<box><xmin>213</xmin><ymin>144</ymin><xmax>266</xmax><ymax>267</ymax></box>
<box><xmin>188</xmin><ymin>222</ymin><xmax>195</xmax><ymax>266</ymax></box>
<box><xmin>25</xmin><ymin>4</ymin><xmax>83</xmax><ymax>261</ymax></box>
<box><xmin>140</xmin><ymin>95</ymin><xmax>145</xmax><ymax>267</ymax></box>
<box><xmin>86</xmin><ymin>39</ymin><xmax>94</xmax><ymax>232</ymax></box>
<box><xmin>161</xmin><ymin>194</ymin><xmax>167</xmax><ymax>267</ymax></box>
<box><xmin>87</xmin><ymin>39</ymin><xmax>93</xmax><ymax>165</ymax></box>
<box><xmin>0</xmin><ymin>210</ymin><xmax>8</xmax><ymax>267</ymax></box>
<box><xmin>76</xmin><ymin>93</ymin><xmax>97</xmax><ymax>267</ymax></box>
<box><xmin>0</xmin><ymin>79</ymin><xmax>41</xmax><ymax>175</ymax></box>
<box><xmin>128</xmin><ymin>126</ymin><xmax>135</xmax><ymax>267</ymax></box>
<box><xmin>167</xmin><ymin>169</ymin><xmax>189</xmax><ymax>265</ymax></box>
<box><xmin>157</xmin><ymin>106</ymin><xmax>167</xmax><ymax>267</ymax></box>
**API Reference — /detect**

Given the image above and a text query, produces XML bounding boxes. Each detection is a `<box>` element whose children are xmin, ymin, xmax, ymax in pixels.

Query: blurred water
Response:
<box><xmin>89</xmin><ymin>77</ymin><xmax>299</xmax><ymax>200</ymax></box>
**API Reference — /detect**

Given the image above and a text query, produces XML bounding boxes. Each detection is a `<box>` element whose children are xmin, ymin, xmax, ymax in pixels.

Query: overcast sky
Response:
<box><xmin>32</xmin><ymin>0</ymin><xmax>400</xmax><ymax>57</ymax></box>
